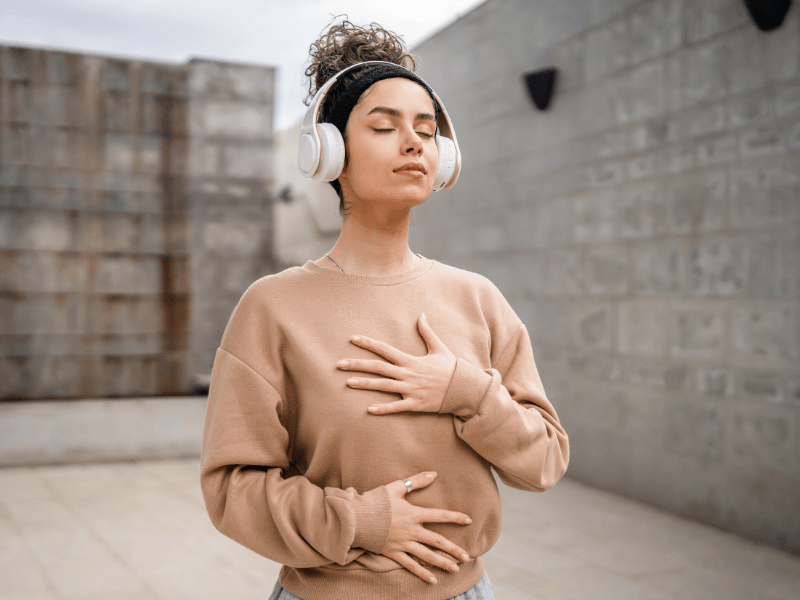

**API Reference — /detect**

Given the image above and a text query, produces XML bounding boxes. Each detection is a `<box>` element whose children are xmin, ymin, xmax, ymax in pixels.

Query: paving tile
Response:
<box><xmin>67</xmin><ymin>499</ymin><xmax>144</xmax><ymax>527</ymax></box>
<box><xmin>0</xmin><ymin>556</ymin><xmax>51</xmax><ymax>595</ymax></box>
<box><xmin>141</xmin><ymin>566</ymin><xmax>259</xmax><ymax>600</ymax></box>
<box><xmin>561</xmin><ymin>536</ymin><xmax>689</xmax><ymax>576</ymax></box>
<box><xmin>537</xmin><ymin>563</ymin><xmax>676</xmax><ymax>600</ymax></box>
<box><xmin>0</xmin><ymin>591</ymin><xmax>60</xmax><ymax>600</ymax></box>
<box><xmin>1</xmin><ymin>459</ymin><xmax>798</xmax><ymax>600</ymax></box>
<box><xmin>22</xmin><ymin>527</ymin><xmax>110</xmax><ymax>567</ymax></box>
<box><xmin>636</xmin><ymin>564</ymin><xmax>779</xmax><ymax>600</ymax></box>
<box><xmin>512</xmin><ymin>520</ymin><xmax>604</xmax><ymax>554</ymax></box>
<box><xmin>487</xmin><ymin>532</ymin><xmax>588</xmax><ymax>573</ymax></box>
<box><xmin>0</xmin><ymin>469</ymin><xmax>55</xmax><ymax>503</ymax></box>
<box><xmin>44</xmin><ymin>556</ymin><xmax>144</xmax><ymax>599</ymax></box>
<box><xmin>36</xmin><ymin>464</ymin><xmax>121</xmax><ymax>495</ymax></box>
<box><xmin>0</xmin><ymin>526</ymin><xmax>26</xmax><ymax>562</ymax></box>
<box><xmin>481</xmin><ymin>554</ymin><xmax>588</xmax><ymax>600</ymax></box>
<box><xmin>121</xmin><ymin>548</ymin><xmax>219</xmax><ymax>580</ymax></box>
<box><xmin>96</xmin><ymin>526</ymin><xmax>184</xmax><ymax>567</ymax></box>
<box><xmin>148</xmin><ymin>503</ymin><xmax>210</xmax><ymax>535</ymax></box>
<box><xmin>68</xmin><ymin>590</ymin><xmax>162</xmax><ymax>600</ymax></box>
<box><xmin>224</xmin><ymin>564</ymin><xmax>283</xmax><ymax>598</ymax></box>
<box><xmin>3</xmin><ymin>498</ymin><xmax>80</xmax><ymax>532</ymax></box>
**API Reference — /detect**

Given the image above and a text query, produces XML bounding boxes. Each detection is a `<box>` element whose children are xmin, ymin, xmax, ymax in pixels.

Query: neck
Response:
<box><xmin>321</xmin><ymin>204</ymin><xmax>416</xmax><ymax>276</ymax></box>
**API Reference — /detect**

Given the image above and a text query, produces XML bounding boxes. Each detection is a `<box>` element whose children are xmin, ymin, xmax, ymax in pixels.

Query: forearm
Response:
<box><xmin>201</xmin><ymin>346</ymin><xmax>392</xmax><ymax>567</ymax></box>
<box><xmin>438</xmin><ymin>324</ymin><xmax>569</xmax><ymax>491</ymax></box>
<box><xmin>201</xmin><ymin>463</ymin><xmax>391</xmax><ymax>567</ymax></box>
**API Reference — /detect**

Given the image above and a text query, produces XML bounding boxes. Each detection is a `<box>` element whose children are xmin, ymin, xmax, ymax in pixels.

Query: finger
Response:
<box><xmin>385</xmin><ymin>550</ymin><xmax>438</xmax><ymax>584</ymax></box>
<box><xmin>385</xmin><ymin>471</ymin><xmax>436</xmax><ymax>498</ymax></box>
<box><xmin>405</xmin><ymin>471</ymin><xmax>437</xmax><ymax>494</ymax></box>
<box><xmin>405</xmin><ymin>541</ymin><xmax>461</xmax><ymax>573</ymax></box>
<box><xmin>417</xmin><ymin>312</ymin><xmax>441</xmax><ymax>352</ymax></box>
<box><xmin>350</xmin><ymin>335</ymin><xmax>407</xmax><ymax>365</ymax></box>
<box><xmin>417</xmin><ymin>508</ymin><xmax>472</xmax><ymax>526</ymax></box>
<box><xmin>337</xmin><ymin>358</ymin><xmax>403</xmax><ymax>378</ymax></box>
<box><xmin>347</xmin><ymin>376</ymin><xmax>411</xmax><ymax>395</ymax></box>
<box><xmin>368</xmin><ymin>399</ymin><xmax>420</xmax><ymax>415</ymax></box>
<box><xmin>418</xmin><ymin>529</ymin><xmax>471</xmax><ymax>564</ymax></box>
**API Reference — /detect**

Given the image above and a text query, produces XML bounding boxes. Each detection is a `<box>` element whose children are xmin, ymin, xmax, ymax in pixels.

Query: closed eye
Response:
<box><xmin>372</xmin><ymin>128</ymin><xmax>433</xmax><ymax>138</ymax></box>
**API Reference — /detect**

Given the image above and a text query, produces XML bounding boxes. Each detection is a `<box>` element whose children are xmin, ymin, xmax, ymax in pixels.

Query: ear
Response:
<box><xmin>335</xmin><ymin>131</ymin><xmax>350</xmax><ymax>182</ymax></box>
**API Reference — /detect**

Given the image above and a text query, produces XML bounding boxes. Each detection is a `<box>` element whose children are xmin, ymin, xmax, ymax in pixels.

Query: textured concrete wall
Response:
<box><xmin>185</xmin><ymin>59</ymin><xmax>277</xmax><ymax>381</ymax></box>
<box><xmin>412</xmin><ymin>0</ymin><xmax>799</xmax><ymax>553</ymax></box>
<box><xmin>0</xmin><ymin>46</ymin><xmax>276</xmax><ymax>399</ymax></box>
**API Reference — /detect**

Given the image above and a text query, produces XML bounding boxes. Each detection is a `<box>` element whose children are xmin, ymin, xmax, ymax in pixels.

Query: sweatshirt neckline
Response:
<box><xmin>301</xmin><ymin>255</ymin><xmax>433</xmax><ymax>286</ymax></box>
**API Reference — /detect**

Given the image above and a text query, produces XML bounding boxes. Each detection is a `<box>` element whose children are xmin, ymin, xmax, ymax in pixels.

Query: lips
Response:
<box><xmin>395</xmin><ymin>162</ymin><xmax>427</xmax><ymax>174</ymax></box>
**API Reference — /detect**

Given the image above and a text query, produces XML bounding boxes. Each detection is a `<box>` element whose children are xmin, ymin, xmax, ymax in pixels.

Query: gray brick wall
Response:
<box><xmin>0</xmin><ymin>46</ymin><xmax>275</xmax><ymax>399</ymax></box>
<box><xmin>412</xmin><ymin>0</ymin><xmax>799</xmax><ymax>553</ymax></box>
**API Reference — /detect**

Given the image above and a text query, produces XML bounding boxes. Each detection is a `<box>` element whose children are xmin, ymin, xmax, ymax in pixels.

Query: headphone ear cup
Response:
<box><xmin>298</xmin><ymin>132</ymin><xmax>318</xmax><ymax>178</ymax></box>
<box><xmin>313</xmin><ymin>123</ymin><xmax>346</xmax><ymax>182</ymax></box>
<box><xmin>432</xmin><ymin>134</ymin><xmax>457</xmax><ymax>191</ymax></box>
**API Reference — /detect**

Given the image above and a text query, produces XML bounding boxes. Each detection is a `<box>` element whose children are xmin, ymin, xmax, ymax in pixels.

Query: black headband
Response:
<box><xmin>322</xmin><ymin>63</ymin><xmax>440</xmax><ymax>136</ymax></box>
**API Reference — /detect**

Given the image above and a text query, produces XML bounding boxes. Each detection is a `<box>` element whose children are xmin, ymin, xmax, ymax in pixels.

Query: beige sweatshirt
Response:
<box><xmin>200</xmin><ymin>256</ymin><xmax>569</xmax><ymax>600</ymax></box>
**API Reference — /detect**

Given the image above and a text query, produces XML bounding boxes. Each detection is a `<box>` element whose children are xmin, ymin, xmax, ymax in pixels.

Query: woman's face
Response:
<box><xmin>338</xmin><ymin>77</ymin><xmax>439</xmax><ymax>210</ymax></box>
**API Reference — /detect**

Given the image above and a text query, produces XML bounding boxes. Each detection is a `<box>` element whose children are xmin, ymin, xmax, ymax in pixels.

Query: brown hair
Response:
<box><xmin>304</xmin><ymin>18</ymin><xmax>416</xmax><ymax>216</ymax></box>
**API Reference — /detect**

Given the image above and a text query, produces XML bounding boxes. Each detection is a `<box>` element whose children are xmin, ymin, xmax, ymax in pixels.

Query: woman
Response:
<box><xmin>200</xmin><ymin>20</ymin><xmax>569</xmax><ymax>600</ymax></box>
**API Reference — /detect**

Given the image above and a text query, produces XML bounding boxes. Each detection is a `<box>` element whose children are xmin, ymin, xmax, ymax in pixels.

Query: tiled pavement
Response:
<box><xmin>0</xmin><ymin>459</ymin><xmax>798</xmax><ymax>600</ymax></box>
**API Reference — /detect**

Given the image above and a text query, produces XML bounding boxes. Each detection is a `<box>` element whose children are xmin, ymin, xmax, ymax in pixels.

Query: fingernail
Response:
<box><xmin>337</xmin><ymin>360</ymin><xmax>349</xmax><ymax>368</ymax></box>
<box><xmin>465</xmin><ymin>517</ymin><xmax>472</xmax><ymax>524</ymax></box>
<box><xmin>461</xmin><ymin>553</ymin><xmax>469</xmax><ymax>561</ymax></box>
<box><xmin>449</xmin><ymin>563</ymin><xmax>459</xmax><ymax>572</ymax></box>
<box><xmin>429</xmin><ymin>576</ymin><xmax>438</xmax><ymax>584</ymax></box>
<box><xmin>421</xmin><ymin>312</ymin><xmax>426</xmax><ymax>320</ymax></box>
<box><xmin>348</xmin><ymin>377</ymin><xmax>358</xmax><ymax>385</ymax></box>
<box><xmin>427</xmin><ymin>472</ymin><xmax>436</xmax><ymax>478</ymax></box>
<box><xmin>350</xmin><ymin>335</ymin><xmax>360</xmax><ymax>342</ymax></box>
<box><xmin>368</xmin><ymin>406</ymin><xmax>378</xmax><ymax>413</ymax></box>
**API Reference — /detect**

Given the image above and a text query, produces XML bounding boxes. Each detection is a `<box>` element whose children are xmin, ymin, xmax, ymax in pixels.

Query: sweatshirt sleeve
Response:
<box><xmin>200</xmin><ymin>346</ymin><xmax>392</xmax><ymax>568</ymax></box>
<box><xmin>438</xmin><ymin>321</ymin><xmax>569</xmax><ymax>492</ymax></box>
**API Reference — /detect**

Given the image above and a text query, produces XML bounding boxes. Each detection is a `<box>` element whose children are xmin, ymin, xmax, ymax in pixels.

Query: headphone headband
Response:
<box><xmin>298</xmin><ymin>60</ymin><xmax>461</xmax><ymax>191</ymax></box>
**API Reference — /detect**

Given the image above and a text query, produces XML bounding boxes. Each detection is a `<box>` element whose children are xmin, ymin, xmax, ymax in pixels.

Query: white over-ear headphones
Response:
<box><xmin>297</xmin><ymin>60</ymin><xmax>461</xmax><ymax>191</ymax></box>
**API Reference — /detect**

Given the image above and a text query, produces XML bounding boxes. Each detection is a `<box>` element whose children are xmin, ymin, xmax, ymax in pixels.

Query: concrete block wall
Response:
<box><xmin>0</xmin><ymin>46</ymin><xmax>276</xmax><ymax>399</ymax></box>
<box><xmin>185</xmin><ymin>59</ymin><xmax>277</xmax><ymax>380</ymax></box>
<box><xmin>412</xmin><ymin>0</ymin><xmax>799</xmax><ymax>553</ymax></box>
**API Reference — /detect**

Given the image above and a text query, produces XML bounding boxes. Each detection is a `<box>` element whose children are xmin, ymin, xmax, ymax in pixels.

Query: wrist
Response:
<box><xmin>438</xmin><ymin>357</ymin><xmax>492</xmax><ymax>418</ymax></box>
<box><xmin>351</xmin><ymin>485</ymin><xmax>392</xmax><ymax>553</ymax></box>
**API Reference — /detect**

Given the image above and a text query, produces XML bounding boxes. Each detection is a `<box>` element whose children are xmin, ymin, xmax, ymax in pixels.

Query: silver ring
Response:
<box><xmin>403</xmin><ymin>479</ymin><xmax>413</xmax><ymax>493</ymax></box>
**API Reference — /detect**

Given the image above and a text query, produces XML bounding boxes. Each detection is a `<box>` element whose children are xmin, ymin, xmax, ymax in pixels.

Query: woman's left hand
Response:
<box><xmin>338</xmin><ymin>313</ymin><xmax>457</xmax><ymax>415</ymax></box>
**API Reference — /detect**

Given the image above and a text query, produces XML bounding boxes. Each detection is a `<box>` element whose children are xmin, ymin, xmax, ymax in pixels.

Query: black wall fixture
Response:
<box><xmin>523</xmin><ymin>68</ymin><xmax>558</xmax><ymax>111</ymax></box>
<box><xmin>743</xmin><ymin>0</ymin><xmax>793</xmax><ymax>31</ymax></box>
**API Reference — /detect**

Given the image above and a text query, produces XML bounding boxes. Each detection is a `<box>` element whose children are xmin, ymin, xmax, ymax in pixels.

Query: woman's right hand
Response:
<box><xmin>380</xmin><ymin>471</ymin><xmax>472</xmax><ymax>584</ymax></box>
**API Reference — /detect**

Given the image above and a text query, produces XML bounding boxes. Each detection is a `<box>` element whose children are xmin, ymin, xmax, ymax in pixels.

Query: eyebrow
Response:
<box><xmin>366</xmin><ymin>106</ymin><xmax>436</xmax><ymax>122</ymax></box>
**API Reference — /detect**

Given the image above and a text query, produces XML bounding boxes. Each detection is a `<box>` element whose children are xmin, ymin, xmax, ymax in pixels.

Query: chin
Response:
<box><xmin>392</xmin><ymin>189</ymin><xmax>431</xmax><ymax>207</ymax></box>
<box><xmin>394</xmin><ymin>180</ymin><xmax>434</xmax><ymax>201</ymax></box>
<box><xmin>356</xmin><ymin>185</ymin><xmax>432</xmax><ymax>207</ymax></box>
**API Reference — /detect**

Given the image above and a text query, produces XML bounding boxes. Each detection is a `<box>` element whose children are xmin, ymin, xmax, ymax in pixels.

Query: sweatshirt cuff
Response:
<box><xmin>439</xmin><ymin>357</ymin><xmax>493</xmax><ymax>418</ymax></box>
<box><xmin>351</xmin><ymin>485</ymin><xmax>392</xmax><ymax>554</ymax></box>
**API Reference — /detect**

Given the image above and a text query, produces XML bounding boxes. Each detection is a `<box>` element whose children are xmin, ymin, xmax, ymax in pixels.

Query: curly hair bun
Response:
<box><xmin>304</xmin><ymin>18</ymin><xmax>416</xmax><ymax>105</ymax></box>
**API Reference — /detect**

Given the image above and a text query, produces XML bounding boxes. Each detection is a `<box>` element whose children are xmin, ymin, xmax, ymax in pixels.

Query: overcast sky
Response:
<box><xmin>1</xmin><ymin>0</ymin><xmax>485</xmax><ymax>130</ymax></box>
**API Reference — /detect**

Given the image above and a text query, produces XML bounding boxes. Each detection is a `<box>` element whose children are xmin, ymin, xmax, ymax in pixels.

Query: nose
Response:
<box><xmin>402</xmin><ymin>127</ymin><xmax>423</xmax><ymax>155</ymax></box>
